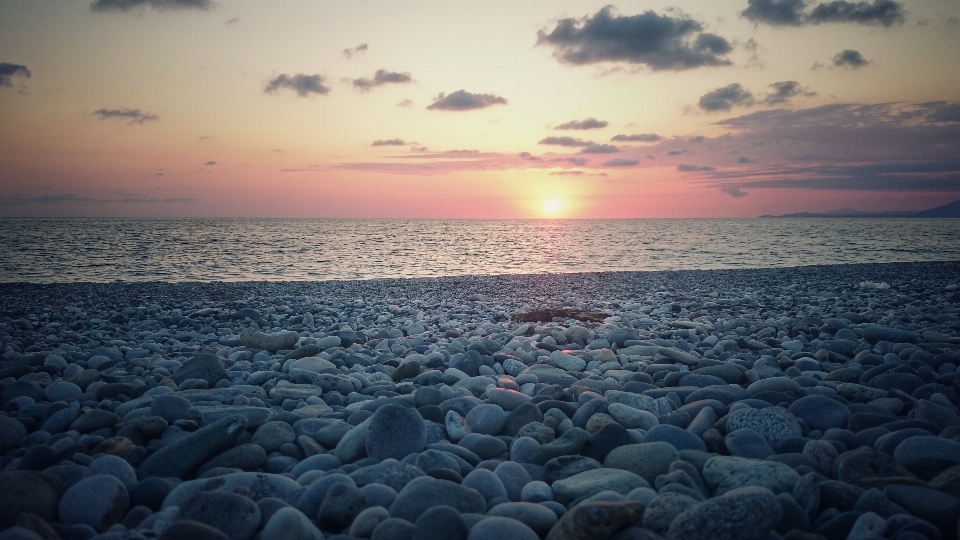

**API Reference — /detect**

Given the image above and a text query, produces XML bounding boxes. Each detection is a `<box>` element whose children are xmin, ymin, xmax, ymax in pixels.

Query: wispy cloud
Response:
<box><xmin>678</xmin><ymin>164</ymin><xmax>716</xmax><ymax>171</ymax></box>
<box><xmin>537</xmin><ymin>6</ymin><xmax>732</xmax><ymax>71</ymax></box>
<box><xmin>93</xmin><ymin>108</ymin><xmax>158</xmax><ymax>125</ymax></box>
<box><xmin>91</xmin><ymin>0</ymin><xmax>213</xmax><ymax>13</ymax></box>
<box><xmin>0</xmin><ymin>63</ymin><xmax>31</xmax><ymax>87</ymax></box>
<box><xmin>721</xmin><ymin>186</ymin><xmax>748</xmax><ymax>197</ymax></box>
<box><xmin>1</xmin><ymin>193</ymin><xmax>195</xmax><ymax>205</ymax></box>
<box><xmin>539</xmin><ymin>136</ymin><xmax>592</xmax><ymax>147</ymax></box>
<box><xmin>342</xmin><ymin>43</ymin><xmax>368</xmax><ymax>59</ymax></box>
<box><xmin>742</xmin><ymin>0</ymin><xmax>905</xmax><ymax>27</ymax></box>
<box><xmin>426</xmin><ymin>90</ymin><xmax>507</xmax><ymax>111</ymax></box>
<box><xmin>611</xmin><ymin>133</ymin><xmax>661</xmax><ymax>142</ymax></box>
<box><xmin>397</xmin><ymin>99</ymin><xmax>413</xmax><ymax>107</ymax></box>
<box><xmin>603</xmin><ymin>158</ymin><xmax>640</xmax><ymax>166</ymax></box>
<box><xmin>264</xmin><ymin>74</ymin><xmax>330</xmax><ymax>97</ymax></box>
<box><xmin>352</xmin><ymin>69</ymin><xmax>413</xmax><ymax>92</ymax></box>
<box><xmin>371</xmin><ymin>139</ymin><xmax>409</xmax><ymax>147</ymax></box>
<box><xmin>698</xmin><ymin>83</ymin><xmax>754</xmax><ymax>112</ymax></box>
<box><xmin>555</xmin><ymin>118</ymin><xmax>608</xmax><ymax>130</ymax></box>
<box><xmin>580</xmin><ymin>144</ymin><xmax>620</xmax><ymax>154</ymax></box>
<box><xmin>762</xmin><ymin>81</ymin><xmax>816</xmax><ymax>104</ymax></box>
<box><xmin>519</xmin><ymin>152</ymin><xmax>541</xmax><ymax>161</ymax></box>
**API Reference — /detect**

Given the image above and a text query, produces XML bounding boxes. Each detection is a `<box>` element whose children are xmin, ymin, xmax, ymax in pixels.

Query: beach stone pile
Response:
<box><xmin>0</xmin><ymin>262</ymin><xmax>959</xmax><ymax>540</ymax></box>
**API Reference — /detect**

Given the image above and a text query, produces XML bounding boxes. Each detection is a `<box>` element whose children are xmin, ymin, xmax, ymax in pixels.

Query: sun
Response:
<box><xmin>542</xmin><ymin>198</ymin><xmax>563</xmax><ymax>217</ymax></box>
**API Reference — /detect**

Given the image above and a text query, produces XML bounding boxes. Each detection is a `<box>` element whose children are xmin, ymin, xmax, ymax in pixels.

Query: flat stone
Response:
<box><xmin>643</xmin><ymin>424</ymin><xmax>707</xmax><ymax>452</ymax></box>
<box><xmin>788</xmin><ymin>395</ymin><xmax>851</xmax><ymax>433</ymax></box>
<box><xmin>137</xmin><ymin>414</ymin><xmax>248</xmax><ymax>479</ymax></box>
<box><xmin>607</xmin><ymin>403</ymin><xmax>659</xmax><ymax>430</ymax></box>
<box><xmin>726</xmin><ymin>407</ymin><xmax>802</xmax><ymax>449</ymax></box>
<box><xmin>350</xmin><ymin>459</ymin><xmax>425</xmax><ymax>492</ymax></box>
<box><xmin>171</xmin><ymin>353</ymin><xmax>228</xmax><ymax>387</ymax></box>
<box><xmin>642</xmin><ymin>492</ymin><xmax>700</xmax><ymax>534</ymax></box>
<box><xmin>545</xmin><ymin>500</ymin><xmax>644</xmax><ymax>540</ymax></box>
<box><xmin>893</xmin><ymin>435</ymin><xmax>960</xmax><ymax>480</ymax></box>
<box><xmin>667</xmin><ymin>486</ymin><xmax>783</xmax><ymax>540</ymax></box>
<box><xmin>239</xmin><ymin>328</ymin><xmax>300</xmax><ymax>352</ymax></box>
<box><xmin>604</xmin><ymin>442</ymin><xmax>680</xmax><ymax>486</ymax></box>
<box><xmin>551</xmin><ymin>468</ymin><xmax>648</xmax><ymax>505</ymax></box>
<box><xmin>177</xmin><ymin>490</ymin><xmax>261</xmax><ymax>540</ymax></box>
<box><xmin>532</xmin><ymin>427</ymin><xmax>590</xmax><ymax>465</ymax></box>
<box><xmin>725</xmin><ymin>429</ymin><xmax>774</xmax><ymax>459</ymax></box>
<box><xmin>467</xmin><ymin>516</ymin><xmax>539</xmax><ymax>540</ymax></box>
<box><xmin>486</xmin><ymin>388</ymin><xmax>531</xmax><ymax>411</ymax></box>
<box><xmin>413</xmin><ymin>505</ymin><xmax>469</xmax><ymax>540</ymax></box>
<box><xmin>389</xmin><ymin>478</ymin><xmax>486</xmax><ymax>522</ymax></box>
<box><xmin>197</xmin><ymin>444</ymin><xmax>267</xmax><ymax>477</ymax></box>
<box><xmin>702</xmin><ymin>456</ymin><xmax>800</xmax><ymax>495</ymax></box>
<box><xmin>261</xmin><ymin>507</ymin><xmax>324</xmax><ymax>540</ymax></box>
<box><xmin>268</xmin><ymin>383</ymin><xmax>323</xmax><ymax>400</ymax></box>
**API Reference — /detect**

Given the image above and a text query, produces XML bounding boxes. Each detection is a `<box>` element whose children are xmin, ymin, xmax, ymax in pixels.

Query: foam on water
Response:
<box><xmin>1</xmin><ymin>218</ymin><xmax>959</xmax><ymax>283</ymax></box>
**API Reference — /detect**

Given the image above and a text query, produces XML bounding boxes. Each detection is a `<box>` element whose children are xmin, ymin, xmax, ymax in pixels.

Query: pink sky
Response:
<box><xmin>1</xmin><ymin>1</ymin><xmax>958</xmax><ymax>218</ymax></box>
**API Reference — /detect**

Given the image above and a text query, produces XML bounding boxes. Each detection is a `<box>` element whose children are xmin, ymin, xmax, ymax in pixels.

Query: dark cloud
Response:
<box><xmin>539</xmin><ymin>136</ymin><xmax>592</xmax><ymax>147</ymax></box>
<box><xmin>738</xmin><ymin>156</ymin><xmax>754</xmax><ymax>163</ymax></box>
<box><xmin>808</xmin><ymin>0</ymin><xmax>905</xmax><ymax>26</ymax></box>
<box><xmin>926</xmin><ymin>102</ymin><xmax>960</xmax><ymax>123</ymax></box>
<box><xmin>555</xmin><ymin>118</ymin><xmax>608</xmax><ymax>130</ymax></box>
<box><xmin>264</xmin><ymin>74</ymin><xmax>330</xmax><ymax>97</ymax></box>
<box><xmin>668</xmin><ymin>150</ymin><xmax>685</xmax><ymax>155</ymax></box>
<box><xmin>741</xmin><ymin>0</ymin><xmax>807</xmax><ymax>25</ymax></box>
<box><xmin>762</xmin><ymin>81</ymin><xmax>816</xmax><ymax>104</ymax></box>
<box><xmin>567</xmin><ymin>157</ymin><xmax>589</xmax><ymax>166</ymax></box>
<box><xmin>551</xmin><ymin>170</ymin><xmax>585</xmax><ymax>176</ymax></box>
<box><xmin>690</xmin><ymin>136</ymin><xmax>706</xmax><ymax>143</ymax></box>
<box><xmin>0</xmin><ymin>63</ymin><xmax>31</xmax><ymax>87</ymax></box>
<box><xmin>537</xmin><ymin>6</ymin><xmax>732</xmax><ymax>71</ymax></box>
<box><xmin>603</xmin><ymin>158</ymin><xmax>640</xmax><ymax>166</ymax></box>
<box><xmin>204</xmin><ymin>161</ymin><xmax>216</xmax><ymax>165</ymax></box>
<box><xmin>612</xmin><ymin>133</ymin><xmax>661</xmax><ymax>142</ymax></box>
<box><xmin>371</xmin><ymin>139</ymin><xmax>408</xmax><ymax>147</ymax></box>
<box><xmin>678</xmin><ymin>164</ymin><xmax>716</xmax><ymax>171</ymax></box>
<box><xmin>93</xmin><ymin>108</ymin><xmax>158</xmax><ymax>125</ymax></box>
<box><xmin>91</xmin><ymin>0</ymin><xmax>212</xmax><ymax>12</ymax></box>
<box><xmin>352</xmin><ymin>69</ymin><xmax>413</xmax><ymax>92</ymax></box>
<box><xmin>579</xmin><ymin>144</ymin><xmax>620</xmax><ymax>154</ymax></box>
<box><xmin>832</xmin><ymin>49</ymin><xmax>870</xmax><ymax>68</ymax></box>
<box><xmin>721</xmin><ymin>186</ymin><xmax>748</xmax><ymax>197</ymax></box>
<box><xmin>342</xmin><ymin>44</ymin><xmax>368</xmax><ymax>59</ymax></box>
<box><xmin>698</xmin><ymin>83</ymin><xmax>754</xmax><ymax>112</ymax></box>
<box><xmin>724</xmin><ymin>160</ymin><xmax>960</xmax><ymax>191</ymax></box>
<box><xmin>519</xmin><ymin>152</ymin><xmax>541</xmax><ymax>161</ymax></box>
<box><xmin>742</xmin><ymin>0</ymin><xmax>905</xmax><ymax>26</ymax></box>
<box><xmin>426</xmin><ymin>90</ymin><xmax>507</xmax><ymax>111</ymax></box>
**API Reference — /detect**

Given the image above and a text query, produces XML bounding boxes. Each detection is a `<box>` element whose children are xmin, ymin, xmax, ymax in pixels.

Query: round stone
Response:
<box><xmin>789</xmin><ymin>395</ymin><xmax>851</xmax><ymax>433</ymax></box>
<box><xmin>466</xmin><ymin>516</ymin><xmax>539</xmax><ymax>540</ymax></box>
<box><xmin>667</xmin><ymin>486</ymin><xmax>783</xmax><ymax>540</ymax></box>
<box><xmin>58</xmin><ymin>474</ymin><xmax>130</xmax><ymax>532</ymax></box>
<box><xmin>366</xmin><ymin>404</ymin><xmax>427</xmax><ymax>460</ymax></box>
<box><xmin>176</xmin><ymin>491</ymin><xmax>261</xmax><ymax>540</ymax></box>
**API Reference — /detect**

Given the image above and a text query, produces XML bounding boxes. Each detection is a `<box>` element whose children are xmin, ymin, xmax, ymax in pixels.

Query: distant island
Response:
<box><xmin>760</xmin><ymin>198</ymin><xmax>960</xmax><ymax>218</ymax></box>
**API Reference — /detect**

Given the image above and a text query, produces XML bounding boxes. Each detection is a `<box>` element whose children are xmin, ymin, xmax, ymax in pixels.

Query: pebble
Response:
<box><xmin>176</xmin><ymin>491</ymin><xmax>261</xmax><ymax>540</ymax></box>
<box><xmin>1</xmin><ymin>263</ymin><xmax>959</xmax><ymax>540</ymax></box>
<box><xmin>466</xmin><ymin>516</ymin><xmax>539</xmax><ymax>540</ymax></box>
<box><xmin>58</xmin><ymin>474</ymin><xmax>130</xmax><ymax>532</ymax></box>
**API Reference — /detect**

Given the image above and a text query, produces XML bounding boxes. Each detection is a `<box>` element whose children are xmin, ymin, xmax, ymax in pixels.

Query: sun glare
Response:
<box><xmin>542</xmin><ymin>198</ymin><xmax>563</xmax><ymax>217</ymax></box>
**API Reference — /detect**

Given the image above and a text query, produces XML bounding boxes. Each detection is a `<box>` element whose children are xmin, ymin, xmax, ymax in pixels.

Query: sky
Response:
<box><xmin>0</xmin><ymin>0</ymin><xmax>958</xmax><ymax>218</ymax></box>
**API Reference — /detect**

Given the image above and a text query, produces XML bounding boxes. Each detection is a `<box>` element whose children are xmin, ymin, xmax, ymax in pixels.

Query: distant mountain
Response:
<box><xmin>760</xmin><ymin>199</ymin><xmax>960</xmax><ymax>218</ymax></box>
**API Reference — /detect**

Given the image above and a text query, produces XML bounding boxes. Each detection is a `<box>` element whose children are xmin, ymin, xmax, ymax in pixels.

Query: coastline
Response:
<box><xmin>1</xmin><ymin>260</ymin><xmax>959</xmax><ymax>539</ymax></box>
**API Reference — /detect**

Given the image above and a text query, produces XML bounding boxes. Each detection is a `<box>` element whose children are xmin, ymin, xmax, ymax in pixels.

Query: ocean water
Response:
<box><xmin>1</xmin><ymin>218</ymin><xmax>959</xmax><ymax>283</ymax></box>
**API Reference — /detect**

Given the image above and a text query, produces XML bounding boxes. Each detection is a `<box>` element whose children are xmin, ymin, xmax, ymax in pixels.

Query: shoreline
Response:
<box><xmin>1</xmin><ymin>260</ymin><xmax>959</xmax><ymax>539</ymax></box>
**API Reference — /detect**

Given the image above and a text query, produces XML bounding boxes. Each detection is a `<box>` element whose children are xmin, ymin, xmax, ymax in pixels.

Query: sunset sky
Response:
<box><xmin>1</xmin><ymin>0</ymin><xmax>958</xmax><ymax>218</ymax></box>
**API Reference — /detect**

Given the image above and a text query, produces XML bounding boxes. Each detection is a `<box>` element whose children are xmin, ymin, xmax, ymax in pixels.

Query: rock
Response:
<box><xmin>462</xmin><ymin>468</ymin><xmax>508</xmax><ymax>502</ymax></box>
<box><xmin>413</xmin><ymin>505</ymin><xmax>469</xmax><ymax>540</ymax></box>
<box><xmin>836</xmin><ymin>450</ymin><xmax>911</xmax><ymax>484</ymax></box>
<box><xmin>239</xmin><ymin>328</ymin><xmax>300</xmax><ymax>352</ymax></box>
<box><xmin>545</xmin><ymin>500</ymin><xmax>644</xmax><ymax>540</ymax></box>
<box><xmin>725</xmin><ymin>407</ymin><xmax>802</xmax><ymax>449</ymax></box>
<box><xmin>334</xmin><ymin>418</ymin><xmax>371</xmax><ymax>464</ymax></box>
<box><xmin>318</xmin><ymin>481</ymin><xmax>367</xmax><ymax>532</ymax></box>
<box><xmin>604</xmin><ymin>443</ymin><xmax>680</xmax><ymax>485</ymax></box>
<box><xmin>545</xmin><ymin>456</ymin><xmax>604</xmax><ymax>483</ymax></box>
<box><xmin>607</xmin><ymin>403</ymin><xmax>658</xmax><ymax>430</ymax></box>
<box><xmin>137</xmin><ymin>414</ymin><xmax>248</xmax><ymax>479</ymax></box>
<box><xmin>39</xmin><ymin>407</ymin><xmax>76</xmax><ymax>434</ymax></box>
<box><xmin>151</xmin><ymin>394</ymin><xmax>192</xmax><ymax>423</ymax></box>
<box><xmin>171</xmin><ymin>353</ymin><xmax>228</xmax><ymax>386</ymax></box>
<box><xmin>467</xmin><ymin>516</ymin><xmax>539</xmax><ymax>540</ymax></box>
<box><xmin>459</xmin><ymin>433</ymin><xmax>508</xmax><ymax>461</ymax></box>
<box><xmin>486</xmin><ymin>388</ymin><xmax>532</xmax><ymax>410</ymax></box>
<box><xmin>296</xmin><ymin>473</ymin><xmax>357</xmax><ymax>518</ymax></box>
<box><xmin>177</xmin><ymin>491</ymin><xmax>261</xmax><ymax>540</ymax></box>
<box><xmin>884</xmin><ymin>484</ymin><xmax>960</xmax><ymax>537</ymax></box>
<box><xmin>350</xmin><ymin>459</ymin><xmax>425</xmax><ymax>492</ymax></box>
<box><xmin>520</xmin><ymin>481</ymin><xmax>553</xmax><ymax>503</ymax></box>
<box><xmin>0</xmin><ymin>416</ymin><xmax>27</xmax><ymax>453</ymax></box>
<box><xmin>893</xmin><ymin>435</ymin><xmax>960</xmax><ymax>480</ymax></box>
<box><xmin>159</xmin><ymin>520</ymin><xmax>231</xmax><ymax>540</ymax></box>
<box><xmin>252</xmin><ymin>421</ymin><xmax>296</xmax><ymax>453</ymax></box>
<box><xmin>351</xmin><ymin>506</ymin><xmax>391</xmax><ymax>538</ymax></box>
<box><xmin>502</xmin><ymin>403</ymin><xmax>544</xmax><ymax>437</ymax></box>
<box><xmin>373</xmin><ymin>517</ymin><xmax>418</xmax><ymax>540</ymax></box>
<box><xmin>643</xmin><ymin>492</ymin><xmax>700</xmax><ymax>533</ymax></box>
<box><xmin>389</xmin><ymin>478</ymin><xmax>487</xmax><ymax>522</ymax></box>
<box><xmin>788</xmin><ymin>395</ymin><xmax>851</xmax><ymax>433</ymax></box>
<box><xmin>85</xmin><ymin>454</ymin><xmax>137</xmax><ymax>488</ymax></box>
<box><xmin>43</xmin><ymin>381</ymin><xmax>81</xmax><ymax>402</ymax></box>
<box><xmin>582</xmin><ymin>423</ymin><xmax>633</xmax><ymax>462</ymax></box>
<box><xmin>366</xmin><ymin>404</ymin><xmax>427</xmax><ymax>460</ymax></box>
<box><xmin>58</xmin><ymin>474</ymin><xmax>129</xmax><ymax>532</ymax></box>
<box><xmin>551</xmin><ymin>351</ymin><xmax>586</xmax><ymax>372</ymax></box>
<box><xmin>725</xmin><ymin>429</ymin><xmax>774</xmax><ymax>459</ymax></box>
<box><xmin>643</xmin><ymin>424</ymin><xmax>707</xmax><ymax>452</ymax></box>
<box><xmin>197</xmin><ymin>444</ymin><xmax>266</xmax><ymax>476</ymax></box>
<box><xmin>0</xmin><ymin>472</ymin><xmax>59</xmax><ymax>529</ymax></box>
<box><xmin>69</xmin><ymin>409</ymin><xmax>120</xmax><ymax>433</ymax></box>
<box><xmin>551</xmin><ymin>468</ymin><xmax>648</xmax><ymax>505</ymax></box>
<box><xmin>701</xmin><ymin>456</ymin><xmax>800</xmax><ymax>495</ymax></box>
<box><xmin>466</xmin><ymin>404</ymin><xmax>506</xmax><ymax>436</ymax></box>
<box><xmin>845</xmin><ymin>511</ymin><xmax>886</xmax><ymax>540</ymax></box>
<box><xmin>269</xmin><ymin>383</ymin><xmax>323</xmax><ymax>400</ymax></box>
<box><xmin>667</xmin><ymin>486</ymin><xmax>783</xmax><ymax>540</ymax></box>
<box><xmin>261</xmin><ymin>507</ymin><xmax>324</xmax><ymax>540</ymax></box>
<box><xmin>532</xmin><ymin>428</ymin><xmax>590</xmax><ymax>465</ymax></box>
<box><xmin>487</xmin><ymin>502</ymin><xmax>558</xmax><ymax>536</ymax></box>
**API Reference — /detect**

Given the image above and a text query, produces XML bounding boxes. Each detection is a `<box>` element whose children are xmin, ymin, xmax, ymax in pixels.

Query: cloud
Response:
<box><xmin>537</xmin><ymin>6</ymin><xmax>732</xmax><ymax>71</ymax></box>
<box><xmin>1</xmin><ymin>193</ymin><xmax>194</xmax><ymax>205</ymax></box>
<box><xmin>539</xmin><ymin>136</ymin><xmax>592</xmax><ymax>147</ymax></box>
<box><xmin>204</xmin><ymin>160</ymin><xmax>216</xmax><ymax>165</ymax></box>
<box><xmin>579</xmin><ymin>144</ymin><xmax>620</xmax><ymax>154</ymax></box>
<box><xmin>426</xmin><ymin>90</ymin><xmax>507</xmax><ymax>111</ymax></box>
<box><xmin>832</xmin><ymin>49</ymin><xmax>870</xmax><ymax>68</ymax></box>
<box><xmin>611</xmin><ymin>133</ymin><xmax>661</xmax><ymax>142</ymax></box>
<box><xmin>741</xmin><ymin>0</ymin><xmax>807</xmax><ymax>25</ymax></box>
<box><xmin>371</xmin><ymin>139</ymin><xmax>408</xmax><ymax>147</ymax></box>
<box><xmin>352</xmin><ymin>69</ymin><xmax>413</xmax><ymax>92</ymax></box>
<box><xmin>0</xmin><ymin>63</ymin><xmax>31</xmax><ymax>87</ymax></box>
<box><xmin>397</xmin><ymin>99</ymin><xmax>413</xmax><ymax>107</ymax></box>
<box><xmin>551</xmin><ymin>170</ymin><xmax>585</xmax><ymax>176</ymax></box>
<box><xmin>738</xmin><ymin>156</ymin><xmax>753</xmax><ymax>163</ymax></box>
<box><xmin>91</xmin><ymin>0</ymin><xmax>213</xmax><ymax>12</ymax></box>
<box><xmin>224</xmin><ymin>17</ymin><xmax>239</xmax><ymax>25</ymax></box>
<box><xmin>555</xmin><ymin>118</ymin><xmax>608</xmax><ymax>130</ymax></box>
<box><xmin>264</xmin><ymin>74</ymin><xmax>330</xmax><ymax>97</ymax></box>
<box><xmin>808</xmin><ymin>0</ymin><xmax>905</xmax><ymax>26</ymax></box>
<box><xmin>567</xmin><ymin>157</ymin><xmax>589</xmax><ymax>166</ymax></box>
<box><xmin>93</xmin><ymin>108</ymin><xmax>158</xmax><ymax>125</ymax></box>
<box><xmin>668</xmin><ymin>150</ymin><xmax>685</xmax><ymax>155</ymax></box>
<box><xmin>698</xmin><ymin>83</ymin><xmax>754</xmax><ymax>112</ymax></box>
<box><xmin>721</xmin><ymin>186</ymin><xmax>748</xmax><ymax>197</ymax></box>
<box><xmin>678</xmin><ymin>164</ymin><xmax>716</xmax><ymax>171</ymax></box>
<box><xmin>519</xmin><ymin>152</ymin><xmax>541</xmax><ymax>161</ymax></box>
<box><xmin>741</xmin><ymin>0</ymin><xmax>905</xmax><ymax>26</ymax></box>
<box><xmin>762</xmin><ymin>81</ymin><xmax>816</xmax><ymax>104</ymax></box>
<box><xmin>342</xmin><ymin>44</ymin><xmax>368</xmax><ymax>59</ymax></box>
<box><xmin>603</xmin><ymin>158</ymin><xmax>640</xmax><ymax>166</ymax></box>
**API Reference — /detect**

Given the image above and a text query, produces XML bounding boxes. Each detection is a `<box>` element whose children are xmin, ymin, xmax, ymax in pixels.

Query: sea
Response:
<box><xmin>1</xmin><ymin>218</ymin><xmax>959</xmax><ymax>283</ymax></box>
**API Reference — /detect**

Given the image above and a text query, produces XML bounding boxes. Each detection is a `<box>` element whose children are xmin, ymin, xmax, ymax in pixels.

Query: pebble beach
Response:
<box><xmin>1</xmin><ymin>261</ymin><xmax>960</xmax><ymax>540</ymax></box>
